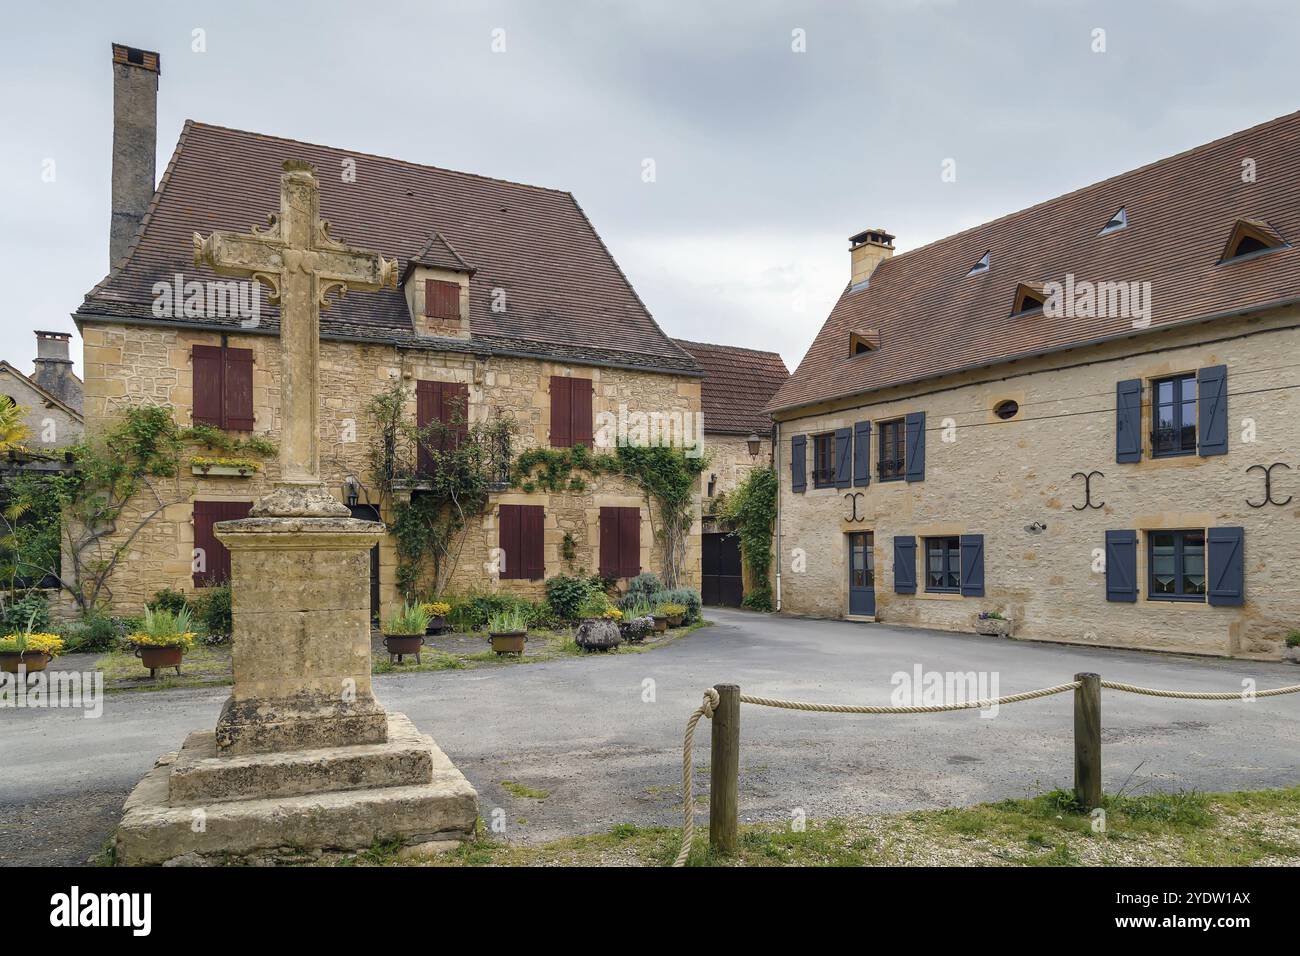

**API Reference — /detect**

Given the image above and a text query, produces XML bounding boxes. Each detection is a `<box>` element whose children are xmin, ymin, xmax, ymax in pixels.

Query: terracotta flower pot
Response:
<box><xmin>490</xmin><ymin>631</ymin><xmax>526</xmax><ymax>655</ymax></box>
<box><xmin>667</xmin><ymin>614</ymin><xmax>684</xmax><ymax>628</ymax></box>
<box><xmin>652</xmin><ymin>615</ymin><xmax>668</xmax><ymax>633</ymax></box>
<box><xmin>0</xmin><ymin>651</ymin><xmax>51</xmax><ymax>674</ymax></box>
<box><xmin>383</xmin><ymin>634</ymin><xmax>426</xmax><ymax>664</ymax></box>
<box><xmin>136</xmin><ymin>644</ymin><xmax>184</xmax><ymax>678</ymax></box>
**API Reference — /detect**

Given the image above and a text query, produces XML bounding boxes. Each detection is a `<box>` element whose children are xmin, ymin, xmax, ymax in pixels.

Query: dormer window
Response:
<box><xmin>1220</xmin><ymin>219</ymin><xmax>1288</xmax><ymax>263</ymax></box>
<box><xmin>1011</xmin><ymin>283</ymin><xmax>1046</xmax><ymax>317</ymax></box>
<box><xmin>849</xmin><ymin>329</ymin><xmax>880</xmax><ymax>356</ymax></box>
<box><xmin>426</xmin><ymin>279</ymin><xmax>460</xmax><ymax>320</ymax></box>
<box><xmin>1098</xmin><ymin>207</ymin><xmax>1128</xmax><ymax>236</ymax></box>
<box><xmin>966</xmin><ymin>251</ymin><xmax>990</xmax><ymax>276</ymax></box>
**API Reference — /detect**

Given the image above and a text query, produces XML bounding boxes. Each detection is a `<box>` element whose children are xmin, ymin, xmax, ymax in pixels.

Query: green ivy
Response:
<box><xmin>720</xmin><ymin>466</ymin><xmax>777</xmax><ymax>611</ymax></box>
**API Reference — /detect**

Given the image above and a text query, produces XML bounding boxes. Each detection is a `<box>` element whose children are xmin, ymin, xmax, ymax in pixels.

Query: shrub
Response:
<box><xmin>1287</xmin><ymin>630</ymin><xmax>1300</xmax><ymax>648</ymax></box>
<box><xmin>62</xmin><ymin>613</ymin><xmax>125</xmax><ymax>653</ymax></box>
<box><xmin>447</xmin><ymin>590</ymin><xmax>533</xmax><ymax>631</ymax></box>
<box><xmin>192</xmin><ymin>584</ymin><xmax>233</xmax><ymax>641</ymax></box>
<box><xmin>545</xmin><ymin>574</ymin><xmax>598</xmax><ymax>622</ymax></box>
<box><xmin>0</xmin><ymin>591</ymin><xmax>50</xmax><ymax>635</ymax></box>
<box><xmin>656</xmin><ymin>587</ymin><xmax>702</xmax><ymax>624</ymax></box>
<box><xmin>384</xmin><ymin>601</ymin><xmax>430</xmax><ymax>636</ymax></box>
<box><xmin>626</xmin><ymin>573</ymin><xmax>662</xmax><ymax>599</ymax></box>
<box><xmin>577</xmin><ymin>592</ymin><xmax>612</xmax><ymax>620</ymax></box>
<box><xmin>148</xmin><ymin>588</ymin><xmax>192</xmax><ymax>615</ymax></box>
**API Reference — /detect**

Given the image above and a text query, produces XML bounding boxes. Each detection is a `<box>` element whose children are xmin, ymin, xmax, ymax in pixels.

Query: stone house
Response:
<box><xmin>766</xmin><ymin>111</ymin><xmax>1300</xmax><ymax>659</ymax></box>
<box><xmin>0</xmin><ymin>331</ymin><xmax>84</xmax><ymax>451</ymax></box>
<box><xmin>674</xmin><ymin>339</ymin><xmax>788</xmax><ymax>606</ymax></box>
<box><xmin>72</xmin><ymin>44</ymin><xmax>703</xmax><ymax>619</ymax></box>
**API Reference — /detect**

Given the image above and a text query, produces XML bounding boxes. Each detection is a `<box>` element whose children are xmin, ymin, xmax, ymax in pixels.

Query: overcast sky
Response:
<box><xmin>3</xmin><ymin>0</ymin><xmax>1297</xmax><ymax>379</ymax></box>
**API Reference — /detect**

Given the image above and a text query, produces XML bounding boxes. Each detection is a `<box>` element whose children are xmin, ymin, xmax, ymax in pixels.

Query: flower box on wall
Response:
<box><xmin>975</xmin><ymin>615</ymin><xmax>1013</xmax><ymax>638</ymax></box>
<box><xmin>191</xmin><ymin>458</ymin><xmax>259</xmax><ymax>478</ymax></box>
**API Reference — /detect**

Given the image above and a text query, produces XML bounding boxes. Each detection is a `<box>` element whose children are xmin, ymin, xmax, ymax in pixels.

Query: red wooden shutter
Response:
<box><xmin>550</xmin><ymin>377</ymin><xmax>572</xmax><ymax>447</ymax></box>
<box><xmin>193</xmin><ymin>500</ymin><xmax>252</xmax><ymax>587</ymax></box>
<box><xmin>425</xmin><ymin>279</ymin><xmax>460</xmax><ymax>320</ymax></box>
<box><xmin>416</xmin><ymin>380</ymin><xmax>440</xmax><ymax>477</ymax></box>
<box><xmin>523</xmin><ymin>505</ymin><xmax>545</xmax><ymax>580</ymax></box>
<box><xmin>498</xmin><ymin>504</ymin><xmax>522</xmax><ymax>580</ymax></box>
<box><xmin>571</xmin><ymin>378</ymin><xmax>593</xmax><ymax>447</ymax></box>
<box><xmin>192</xmin><ymin>346</ymin><xmax>224</xmax><ymax>427</ymax></box>
<box><xmin>222</xmin><ymin>347</ymin><xmax>254</xmax><ymax>431</ymax></box>
<box><xmin>619</xmin><ymin>507</ymin><xmax>640</xmax><ymax>578</ymax></box>
<box><xmin>599</xmin><ymin>507</ymin><xmax>619</xmax><ymax>578</ymax></box>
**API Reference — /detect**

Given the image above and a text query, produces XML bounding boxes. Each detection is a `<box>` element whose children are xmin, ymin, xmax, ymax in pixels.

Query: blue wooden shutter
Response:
<box><xmin>791</xmin><ymin>434</ymin><xmax>807</xmax><ymax>493</ymax></box>
<box><xmin>834</xmin><ymin>427</ymin><xmax>852</xmax><ymax>488</ymax></box>
<box><xmin>959</xmin><ymin>534</ymin><xmax>985</xmax><ymax>597</ymax></box>
<box><xmin>893</xmin><ymin>535</ymin><xmax>916</xmax><ymax>594</ymax></box>
<box><xmin>904</xmin><ymin>412</ymin><xmax>925</xmax><ymax>482</ymax></box>
<box><xmin>1105</xmin><ymin>530</ymin><xmax>1137</xmax><ymax>602</ymax></box>
<box><xmin>1207</xmin><ymin>526</ymin><xmax>1244</xmax><ymax>606</ymax></box>
<box><xmin>852</xmin><ymin>421</ymin><xmax>871</xmax><ymax>486</ymax></box>
<box><xmin>1116</xmin><ymin>379</ymin><xmax>1143</xmax><ymax>463</ymax></box>
<box><xmin>1197</xmin><ymin>365</ymin><xmax>1228</xmax><ymax>457</ymax></box>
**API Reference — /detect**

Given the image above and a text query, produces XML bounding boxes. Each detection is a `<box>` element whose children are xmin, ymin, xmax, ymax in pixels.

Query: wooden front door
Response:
<box><xmin>702</xmin><ymin>531</ymin><xmax>744</xmax><ymax>607</ymax></box>
<box><xmin>848</xmin><ymin>531</ymin><xmax>875</xmax><ymax>617</ymax></box>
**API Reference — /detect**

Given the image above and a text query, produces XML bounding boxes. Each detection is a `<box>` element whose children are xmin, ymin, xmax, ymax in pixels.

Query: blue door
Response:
<box><xmin>848</xmin><ymin>532</ymin><xmax>875</xmax><ymax>616</ymax></box>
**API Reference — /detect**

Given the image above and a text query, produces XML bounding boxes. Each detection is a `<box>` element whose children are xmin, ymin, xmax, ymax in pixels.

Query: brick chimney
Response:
<box><xmin>110</xmin><ymin>43</ymin><xmax>161</xmax><ymax>270</ymax></box>
<box><xmin>849</xmin><ymin>228</ymin><xmax>895</xmax><ymax>289</ymax></box>
<box><xmin>33</xmin><ymin>331</ymin><xmax>83</xmax><ymax>412</ymax></box>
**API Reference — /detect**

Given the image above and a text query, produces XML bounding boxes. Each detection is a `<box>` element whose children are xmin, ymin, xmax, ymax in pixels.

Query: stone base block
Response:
<box><xmin>116</xmin><ymin>713</ymin><xmax>478</xmax><ymax>866</ymax></box>
<box><xmin>170</xmin><ymin>714</ymin><xmax>435</xmax><ymax>804</ymax></box>
<box><xmin>214</xmin><ymin>692</ymin><xmax>388</xmax><ymax>756</ymax></box>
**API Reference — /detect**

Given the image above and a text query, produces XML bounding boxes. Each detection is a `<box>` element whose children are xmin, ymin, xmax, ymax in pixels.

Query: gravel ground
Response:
<box><xmin>4</xmin><ymin>608</ymin><xmax>1298</xmax><ymax>866</ymax></box>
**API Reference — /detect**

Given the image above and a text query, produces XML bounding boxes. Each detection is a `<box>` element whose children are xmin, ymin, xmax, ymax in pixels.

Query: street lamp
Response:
<box><xmin>343</xmin><ymin>474</ymin><xmax>360</xmax><ymax>508</ymax></box>
<box><xmin>746</xmin><ymin>433</ymin><xmax>762</xmax><ymax>459</ymax></box>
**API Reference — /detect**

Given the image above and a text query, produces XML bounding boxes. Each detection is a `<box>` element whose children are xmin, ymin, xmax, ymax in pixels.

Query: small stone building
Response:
<box><xmin>0</xmin><ymin>332</ymin><xmax>84</xmax><ymax>450</ymax></box>
<box><xmin>674</xmin><ymin>339</ymin><xmax>788</xmax><ymax>606</ymax></box>
<box><xmin>767</xmin><ymin>111</ymin><xmax>1300</xmax><ymax>659</ymax></box>
<box><xmin>73</xmin><ymin>44</ymin><xmax>704</xmax><ymax>619</ymax></box>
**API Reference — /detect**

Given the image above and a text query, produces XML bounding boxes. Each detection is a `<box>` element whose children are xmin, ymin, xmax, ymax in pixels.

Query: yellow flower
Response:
<box><xmin>602</xmin><ymin>608</ymin><xmax>624</xmax><ymax>621</ymax></box>
<box><xmin>0</xmin><ymin>632</ymin><xmax>64</xmax><ymax>657</ymax></box>
<box><xmin>422</xmin><ymin>602</ymin><xmax>451</xmax><ymax>617</ymax></box>
<box><xmin>129</xmin><ymin>631</ymin><xmax>197</xmax><ymax>649</ymax></box>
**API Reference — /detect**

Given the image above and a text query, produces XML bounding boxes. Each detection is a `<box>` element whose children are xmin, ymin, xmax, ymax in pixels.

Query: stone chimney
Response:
<box><xmin>32</xmin><ymin>331</ymin><xmax>83</xmax><ymax>412</ymax></box>
<box><xmin>110</xmin><ymin>43</ymin><xmax>161</xmax><ymax>270</ymax></box>
<box><xmin>849</xmin><ymin>228</ymin><xmax>895</xmax><ymax>288</ymax></box>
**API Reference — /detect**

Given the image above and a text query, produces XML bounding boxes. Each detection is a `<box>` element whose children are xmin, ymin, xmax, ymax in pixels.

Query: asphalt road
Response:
<box><xmin>4</xmin><ymin>609</ymin><xmax>1298</xmax><ymax>865</ymax></box>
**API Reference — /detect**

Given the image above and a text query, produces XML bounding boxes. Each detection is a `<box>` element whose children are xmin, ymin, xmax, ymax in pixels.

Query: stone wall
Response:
<box><xmin>774</xmin><ymin>306</ymin><xmax>1300</xmax><ymax>660</ymax></box>
<box><xmin>79</xmin><ymin>321</ymin><xmax>701</xmax><ymax>618</ymax></box>
<box><xmin>703</xmin><ymin>433</ymin><xmax>771</xmax><ymax>511</ymax></box>
<box><xmin>0</xmin><ymin>366</ymin><xmax>82</xmax><ymax>449</ymax></box>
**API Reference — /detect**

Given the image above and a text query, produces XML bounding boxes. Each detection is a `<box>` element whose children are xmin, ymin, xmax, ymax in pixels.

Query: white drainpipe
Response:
<box><xmin>774</xmin><ymin>419</ymin><xmax>782</xmax><ymax>612</ymax></box>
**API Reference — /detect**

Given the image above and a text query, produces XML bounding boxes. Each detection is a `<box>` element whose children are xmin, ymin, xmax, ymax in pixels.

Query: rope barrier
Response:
<box><xmin>671</xmin><ymin>677</ymin><xmax>1300</xmax><ymax>867</ymax></box>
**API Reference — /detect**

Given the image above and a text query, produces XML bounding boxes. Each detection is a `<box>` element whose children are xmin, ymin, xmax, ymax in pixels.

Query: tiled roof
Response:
<box><xmin>769</xmin><ymin>110</ymin><xmax>1300</xmax><ymax>413</ymax></box>
<box><xmin>78</xmin><ymin>121</ymin><xmax>700</xmax><ymax>376</ymax></box>
<box><xmin>406</xmin><ymin>232</ymin><xmax>475</xmax><ymax>276</ymax></box>
<box><xmin>672</xmin><ymin>339</ymin><xmax>789</xmax><ymax>434</ymax></box>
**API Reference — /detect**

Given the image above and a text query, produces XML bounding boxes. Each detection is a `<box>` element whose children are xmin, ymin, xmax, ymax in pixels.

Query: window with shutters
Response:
<box><xmin>415</xmin><ymin>380</ymin><xmax>469</xmax><ymax>477</ymax></box>
<box><xmin>1151</xmin><ymin>373</ymin><xmax>1196</xmax><ymax>457</ymax></box>
<box><xmin>811</xmin><ymin>433</ymin><xmax>835</xmax><ymax>488</ymax></box>
<box><xmin>924</xmin><ymin>536</ymin><xmax>961</xmax><ymax>593</ymax></box>
<box><xmin>1147</xmin><ymin>530</ymin><xmax>1206</xmax><ymax>602</ymax></box>
<box><xmin>550</xmin><ymin>376</ymin><xmax>593</xmax><ymax>448</ymax></box>
<box><xmin>192</xmin><ymin>344</ymin><xmax>254</xmax><ymax>431</ymax></box>
<box><xmin>877</xmin><ymin>419</ymin><xmax>905</xmax><ymax>481</ymax></box>
<box><xmin>192</xmin><ymin>500</ymin><xmax>253</xmax><ymax>587</ymax></box>
<box><xmin>498</xmin><ymin>504</ymin><xmax>545</xmax><ymax>581</ymax></box>
<box><xmin>425</xmin><ymin>279</ymin><xmax>460</xmax><ymax>320</ymax></box>
<box><xmin>599</xmin><ymin>506</ymin><xmax>640</xmax><ymax>579</ymax></box>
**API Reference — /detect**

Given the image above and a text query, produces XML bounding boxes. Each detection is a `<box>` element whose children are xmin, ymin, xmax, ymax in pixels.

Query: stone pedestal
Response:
<box><xmin>115</xmin><ymin>512</ymin><xmax>479</xmax><ymax>865</ymax></box>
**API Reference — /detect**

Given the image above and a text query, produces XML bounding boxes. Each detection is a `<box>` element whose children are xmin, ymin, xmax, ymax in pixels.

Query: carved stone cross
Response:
<box><xmin>194</xmin><ymin>159</ymin><xmax>396</xmax><ymax>516</ymax></box>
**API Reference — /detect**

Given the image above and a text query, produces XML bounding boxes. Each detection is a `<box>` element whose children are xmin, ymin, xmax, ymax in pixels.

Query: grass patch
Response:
<box><xmin>500</xmin><ymin>780</ymin><xmax>550</xmax><ymax>800</ymax></box>
<box><xmin>350</xmin><ymin>785</ymin><xmax>1300</xmax><ymax>868</ymax></box>
<box><xmin>94</xmin><ymin>644</ymin><xmax>232</xmax><ymax>692</ymax></box>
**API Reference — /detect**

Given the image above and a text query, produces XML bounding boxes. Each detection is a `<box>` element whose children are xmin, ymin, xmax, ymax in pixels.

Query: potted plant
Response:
<box><xmin>0</xmin><ymin>615</ymin><xmax>64</xmax><ymax>674</ymax></box>
<box><xmin>975</xmin><ymin>610</ymin><xmax>1013</xmax><ymax>638</ymax></box>
<box><xmin>487</xmin><ymin>608</ymin><xmax>528</xmax><ymax>655</ymax></box>
<box><xmin>421</xmin><ymin>601</ymin><xmax>451</xmax><ymax>636</ymax></box>
<box><xmin>620</xmin><ymin>598</ymin><xmax>654</xmax><ymax>644</ymax></box>
<box><xmin>1285</xmin><ymin>630</ymin><xmax>1300</xmax><ymax>664</ymax></box>
<box><xmin>129</xmin><ymin>607</ymin><xmax>197</xmax><ymax>678</ymax></box>
<box><xmin>383</xmin><ymin>601</ymin><xmax>430</xmax><ymax>664</ymax></box>
<box><xmin>650</xmin><ymin>605</ymin><xmax>670</xmax><ymax>633</ymax></box>
<box><xmin>659</xmin><ymin>602</ymin><xmax>687</xmax><ymax>629</ymax></box>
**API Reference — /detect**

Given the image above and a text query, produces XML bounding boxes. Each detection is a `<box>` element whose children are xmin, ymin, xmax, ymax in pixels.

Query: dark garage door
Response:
<box><xmin>702</xmin><ymin>531</ymin><xmax>743</xmax><ymax>607</ymax></box>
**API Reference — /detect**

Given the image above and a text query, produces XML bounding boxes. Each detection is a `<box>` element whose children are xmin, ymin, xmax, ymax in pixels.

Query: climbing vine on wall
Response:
<box><xmin>512</xmin><ymin>443</ymin><xmax>708</xmax><ymax>588</ymax></box>
<box><xmin>719</xmin><ymin>466</ymin><xmax>777</xmax><ymax>611</ymax></box>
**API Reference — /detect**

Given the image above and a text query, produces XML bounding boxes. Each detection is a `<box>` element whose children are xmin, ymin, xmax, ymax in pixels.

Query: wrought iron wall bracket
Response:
<box><xmin>1246</xmin><ymin>462</ymin><xmax>1292</xmax><ymax>508</ymax></box>
<box><xmin>1071</xmin><ymin>471</ymin><xmax>1105</xmax><ymax>511</ymax></box>
<box><xmin>843</xmin><ymin>492</ymin><xmax>866</xmax><ymax>523</ymax></box>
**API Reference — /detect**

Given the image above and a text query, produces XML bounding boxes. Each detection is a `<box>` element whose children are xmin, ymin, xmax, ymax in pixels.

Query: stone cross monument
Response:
<box><xmin>116</xmin><ymin>162</ymin><xmax>477</xmax><ymax>864</ymax></box>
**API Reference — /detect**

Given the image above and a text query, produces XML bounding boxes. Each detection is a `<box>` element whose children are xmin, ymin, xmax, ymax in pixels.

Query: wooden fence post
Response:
<box><xmin>1073</xmin><ymin>672</ymin><xmax>1102</xmax><ymax>811</ymax></box>
<box><xmin>710</xmin><ymin>683</ymin><xmax>740</xmax><ymax>853</ymax></box>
